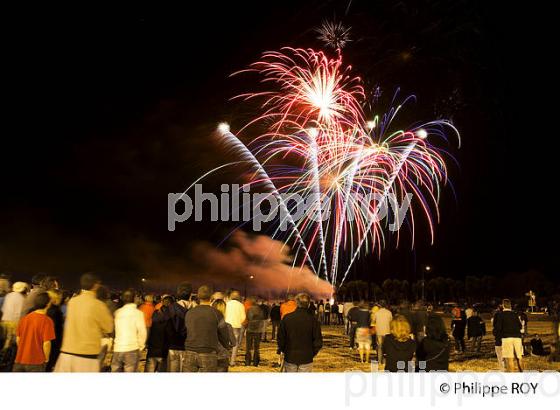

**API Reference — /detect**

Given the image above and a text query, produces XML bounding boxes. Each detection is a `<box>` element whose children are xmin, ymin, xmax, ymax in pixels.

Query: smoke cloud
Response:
<box><xmin>142</xmin><ymin>231</ymin><xmax>333</xmax><ymax>299</ymax></box>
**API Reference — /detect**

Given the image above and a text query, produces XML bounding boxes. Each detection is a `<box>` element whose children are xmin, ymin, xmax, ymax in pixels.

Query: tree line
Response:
<box><xmin>336</xmin><ymin>270</ymin><xmax>559</xmax><ymax>306</ymax></box>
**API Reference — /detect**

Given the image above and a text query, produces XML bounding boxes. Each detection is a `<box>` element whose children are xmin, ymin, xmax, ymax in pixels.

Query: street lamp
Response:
<box><xmin>244</xmin><ymin>275</ymin><xmax>255</xmax><ymax>297</ymax></box>
<box><xmin>422</xmin><ymin>265</ymin><xmax>432</xmax><ymax>302</ymax></box>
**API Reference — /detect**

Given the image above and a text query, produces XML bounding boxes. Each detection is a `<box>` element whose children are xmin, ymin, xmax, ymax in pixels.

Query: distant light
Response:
<box><xmin>425</xmin><ymin>266</ymin><xmax>431</xmax><ymax>272</ymax></box>
<box><xmin>249</xmin><ymin>275</ymin><xmax>254</xmax><ymax>279</ymax></box>
<box><xmin>308</xmin><ymin>127</ymin><xmax>319</xmax><ymax>138</ymax></box>
<box><xmin>141</xmin><ymin>278</ymin><xmax>146</xmax><ymax>282</ymax></box>
<box><xmin>367</xmin><ymin>120</ymin><xmax>376</xmax><ymax>130</ymax></box>
<box><xmin>218</xmin><ymin>122</ymin><xmax>230</xmax><ymax>134</ymax></box>
<box><xmin>416</xmin><ymin>129</ymin><xmax>428</xmax><ymax>139</ymax></box>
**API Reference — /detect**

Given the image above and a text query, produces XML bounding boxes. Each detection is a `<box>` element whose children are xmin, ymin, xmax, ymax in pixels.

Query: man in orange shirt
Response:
<box><xmin>14</xmin><ymin>292</ymin><xmax>55</xmax><ymax>372</ymax></box>
<box><xmin>280</xmin><ymin>294</ymin><xmax>297</xmax><ymax>319</ymax></box>
<box><xmin>243</xmin><ymin>297</ymin><xmax>253</xmax><ymax>312</ymax></box>
<box><xmin>139</xmin><ymin>294</ymin><xmax>156</xmax><ymax>334</ymax></box>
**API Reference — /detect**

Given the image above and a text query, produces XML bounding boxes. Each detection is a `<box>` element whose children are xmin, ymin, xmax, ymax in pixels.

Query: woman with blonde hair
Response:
<box><xmin>212</xmin><ymin>299</ymin><xmax>236</xmax><ymax>372</ymax></box>
<box><xmin>382</xmin><ymin>315</ymin><xmax>416</xmax><ymax>372</ymax></box>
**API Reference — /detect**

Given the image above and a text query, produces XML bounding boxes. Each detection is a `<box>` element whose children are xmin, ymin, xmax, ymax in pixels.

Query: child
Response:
<box><xmin>14</xmin><ymin>292</ymin><xmax>55</xmax><ymax>372</ymax></box>
<box><xmin>530</xmin><ymin>335</ymin><xmax>550</xmax><ymax>356</ymax></box>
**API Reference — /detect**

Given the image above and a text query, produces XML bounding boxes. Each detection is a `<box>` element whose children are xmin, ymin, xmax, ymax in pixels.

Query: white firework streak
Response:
<box><xmin>309</xmin><ymin>133</ymin><xmax>329</xmax><ymax>279</ymax></box>
<box><xmin>330</xmin><ymin>139</ymin><xmax>365</xmax><ymax>286</ymax></box>
<box><xmin>338</xmin><ymin>139</ymin><xmax>418</xmax><ymax>285</ymax></box>
<box><xmin>222</xmin><ymin>130</ymin><xmax>319</xmax><ymax>277</ymax></box>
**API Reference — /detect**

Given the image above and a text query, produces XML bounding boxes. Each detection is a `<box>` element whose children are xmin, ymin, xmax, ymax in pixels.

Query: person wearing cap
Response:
<box><xmin>1</xmin><ymin>281</ymin><xmax>29</xmax><ymax>351</ymax></box>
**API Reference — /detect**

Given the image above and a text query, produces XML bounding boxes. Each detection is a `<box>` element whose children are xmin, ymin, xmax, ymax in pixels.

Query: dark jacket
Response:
<box><xmin>217</xmin><ymin>322</ymin><xmax>236</xmax><ymax>361</ymax></box>
<box><xmin>259</xmin><ymin>303</ymin><xmax>270</xmax><ymax>320</ymax></box>
<box><xmin>493</xmin><ymin>310</ymin><xmax>521</xmax><ymax>339</ymax></box>
<box><xmin>184</xmin><ymin>305</ymin><xmax>230</xmax><ymax>354</ymax></box>
<box><xmin>148</xmin><ymin>307</ymin><xmax>170</xmax><ymax>358</ymax></box>
<box><xmin>399</xmin><ymin>308</ymin><xmax>417</xmax><ymax>334</ymax></box>
<box><xmin>246</xmin><ymin>305</ymin><xmax>266</xmax><ymax>333</ymax></box>
<box><xmin>417</xmin><ymin>337</ymin><xmax>449</xmax><ymax>371</ymax></box>
<box><xmin>270</xmin><ymin>305</ymin><xmax>281</xmax><ymax>322</ymax></box>
<box><xmin>355</xmin><ymin>308</ymin><xmax>370</xmax><ymax>328</ymax></box>
<box><xmin>383</xmin><ymin>334</ymin><xmax>416</xmax><ymax>372</ymax></box>
<box><xmin>492</xmin><ymin>311</ymin><xmax>503</xmax><ymax>346</ymax></box>
<box><xmin>416</xmin><ymin>313</ymin><xmax>449</xmax><ymax>372</ymax></box>
<box><xmin>347</xmin><ymin>306</ymin><xmax>360</xmax><ymax>323</ymax></box>
<box><xmin>46</xmin><ymin>304</ymin><xmax>64</xmax><ymax>370</ymax></box>
<box><xmin>164</xmin><ymin>301</ymin><xmax>189</xmax><ymax>350</ymax></box>
<box><xmin>530</xmin><ymin>337</ymin><xmax>546</xmax><ymax>356</ymax></box>
<box><xmin>47</xmin><ymin>304</ymin><xmax>64</xmax><ymax>350</ymax></box>
<box><xmin>308</xmin><ymin>302</ymin><xmax>317</xmax><ymax>315</ymax></box>
<box><xmin>277</xmin><ymin>307</ymin><xmax>323</xmax><ymax>365</ymax></box>
<box><xmin>451</xmin><ymin>318</ymin><xmax>466</xmax><ymax>338</ymax></box>
<box><xmin>467</xmin><ymin>315</ymin><xmax>485</xmax><ymax>338</ymax></box>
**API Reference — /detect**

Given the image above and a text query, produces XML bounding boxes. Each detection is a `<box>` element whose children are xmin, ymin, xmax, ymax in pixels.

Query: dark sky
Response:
<box><xmin>2</xmin><ymin>1</ymin><xmax>556</xmax><ymax>287</ymax></box>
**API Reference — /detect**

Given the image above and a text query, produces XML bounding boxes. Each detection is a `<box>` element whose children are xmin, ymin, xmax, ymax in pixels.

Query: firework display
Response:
<box><xmin>315</xmin><ymin>20</ymin><xmax>352</xmax><ymax>49</ymax></box>
<box><xmin>212</xmin><ymin>47</ymin><xmax>459</xmax><ymax>288</ymax></box>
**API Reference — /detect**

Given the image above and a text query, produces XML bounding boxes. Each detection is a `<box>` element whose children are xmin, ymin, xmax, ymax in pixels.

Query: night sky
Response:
<box><xmin>2</xmin><ymin>1</ymin><xmax>556</xmax><ymax>288</ymax></box>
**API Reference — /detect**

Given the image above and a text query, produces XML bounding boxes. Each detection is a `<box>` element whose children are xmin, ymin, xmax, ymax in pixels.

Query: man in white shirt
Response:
<box><xmin>111</xmin><ymin>289</ymin><xmax>146</xmax><ymax>372</ymax></box>
<box><xmin>1</xmin><ymin>282</ymin><xmax>28</xmax><ymax>351</ymax></box>
<box><xmin>372</xmin><ymin>300</ymin><xmax>393</xmax><ymax>365</ymax></box>
<box><xmin>225</xmin><ymin>290</ymin><xmax>246</xmax><ymax>367</ymax></box>
<box><xmin>338</xmin><ymin>302</ymin><xmax>344</xmax><ymax>325</ymax></box>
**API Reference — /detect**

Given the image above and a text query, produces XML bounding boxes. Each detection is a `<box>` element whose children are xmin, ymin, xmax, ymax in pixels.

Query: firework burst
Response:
<box><xmin>316</xmin><ymin>20</ymin><xmax>352</xmax><ymax>49</ymax></box>
<box><xmin>202</xmin><ymin>47</ymin><xmax>459</xmax><ymax>288</ymax></box>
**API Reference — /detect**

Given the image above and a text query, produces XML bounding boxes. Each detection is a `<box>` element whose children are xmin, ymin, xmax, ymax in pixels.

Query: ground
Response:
<box><xmin>122</xmin><ymin>315</ymin><xmax>558</xmax><ymax>372</ymax></box>
<box><xmin>226</xmin><ymin>315</ymin><xmax>560</xmax><ymax>372</ymax></box>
